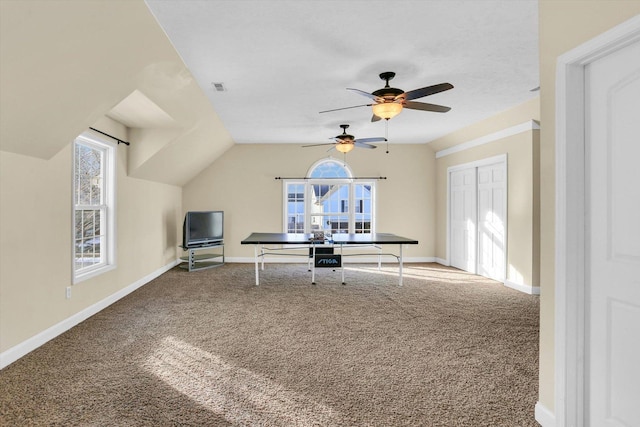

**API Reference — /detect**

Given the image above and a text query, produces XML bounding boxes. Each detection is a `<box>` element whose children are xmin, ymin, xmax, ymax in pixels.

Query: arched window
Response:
<box><xmin>283</xmin><ymin>159</ymin><xmax>375</xmax><ymax>234</ymax></box>
<box><xmin>308</xmin><ymin>158</ymin><xmax>352</xmax><ymax>178</ymax></box>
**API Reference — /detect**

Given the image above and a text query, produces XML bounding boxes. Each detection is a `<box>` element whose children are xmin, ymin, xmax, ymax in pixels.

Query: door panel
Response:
<box><xmin>586</xmin><ymin>38</ymin><xmax>640</xmax><ymax>426</ymax></box>
<box><xmin>477</xmin><ymin>163</ymin><xmax>506</xmax><ymax>282</ymax></box>
<box><xmin>450</xmin><ymin>168</ymin><xmax>476</xmax><ymax>272</ymax></box>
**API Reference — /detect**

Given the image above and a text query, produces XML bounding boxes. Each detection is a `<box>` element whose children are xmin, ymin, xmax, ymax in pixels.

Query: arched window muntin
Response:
<box><xmin>283</xmin><ymin>158</ymin><xmax>375</xmax><ymax>235</ymax></box>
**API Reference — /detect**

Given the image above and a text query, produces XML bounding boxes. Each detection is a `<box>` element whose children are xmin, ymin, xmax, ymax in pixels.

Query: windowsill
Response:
<box><xmin>73</xmin><ymin>263</ymin><xmax>116</xmax><ymax>285</ymax></box>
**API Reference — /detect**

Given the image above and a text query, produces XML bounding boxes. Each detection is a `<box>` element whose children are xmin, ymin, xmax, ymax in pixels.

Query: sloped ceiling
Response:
<box><xmin>1</xmin><ymin>0</ymin><xmax>538</xmax><ymax>186</ymax></box>
<box><xmin>144</xmin><ymin>0</ymin><xmax>539</xmax><ymax>147</ymax></box>
<box><xmin>0</xmin><ymin>0</ymin><xmax>233</xmax><ymax>186</ymax></box>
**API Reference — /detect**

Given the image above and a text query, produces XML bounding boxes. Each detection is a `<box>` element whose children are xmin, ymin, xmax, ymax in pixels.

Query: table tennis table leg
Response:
<box><xmin>398</xmin><ymin>244</ymin><xmax>403</xmax><ymax>286</ymax></box>
<box><xmin>311</xmin><ymin>244</ymin><xmax>316</xmax><ymax>284</ymax></box>
<box><xmin>340</xmin><ymin>243</ymin><xmax>345</xmax><ymax>284</ymax></box>
<box><xmin>253</xmin><ymin>245</ymin><xmax>260</xmax><ymax>286</ymax></box>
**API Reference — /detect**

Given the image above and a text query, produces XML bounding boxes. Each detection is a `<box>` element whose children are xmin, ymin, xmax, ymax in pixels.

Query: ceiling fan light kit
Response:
<box><xmin>372</xmin><ymin>102</ymin><xmax>403</xmax><ymax>120</ymax></box>
<box><xmin>335</xmin><ymin>142</ymin><xmax>355</xmax><ymax>153</ymax></box>
<box><xmin>302</xmin><ymin>124</ymin><xmax>385</xmax><ymax>153</ymax></box>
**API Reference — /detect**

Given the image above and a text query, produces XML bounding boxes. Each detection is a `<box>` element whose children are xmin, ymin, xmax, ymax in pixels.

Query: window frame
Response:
<box><xmin>72</xmin><ymin>132</ymin><xmax>117</xmax><ymax>284</ymax></box>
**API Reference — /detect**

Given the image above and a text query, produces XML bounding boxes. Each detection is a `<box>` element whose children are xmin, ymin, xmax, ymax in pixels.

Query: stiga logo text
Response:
<box><xmin>315</xmin><ymin>254</ymin><xmax>342</xmax><ymax>268</ymax></box>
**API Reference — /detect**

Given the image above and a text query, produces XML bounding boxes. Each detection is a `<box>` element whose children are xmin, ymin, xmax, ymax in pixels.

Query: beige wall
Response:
<box><xmin>3</xmin><ymin>1</ymin><xmax>638</xmax><ymax>416</ymax></box>
<box><xmin>538</xmin><ymin>0</ymin><xmax>640</xmax><ymax>414</ymax></box>
<box><xmin>436</xmin><ymin>130</ymin><xmax>539</xmax><ymax>287</ymax></box>
<box><xmin>433</xmin><ymin>99</ymin><xmax>540</xmax><ymax>288</ymax></box>
<box><xmin>0</xmin><ymin>0</ymin><xmax>233</xmax><ymax>187</ymax></box>
<box><xmin>182</xmin><ymin>143</ymin><xmax>436</xmax><ymax>259</ymax></box>
<box><xmin>0</xmin><ymin>0</ymin><xmax>231</xmax><ymax>359</ymax></box>
<box><xmin>0</xmin><ymin>117</ymin><xmax>182</xmax><ymax>354</ymax></box>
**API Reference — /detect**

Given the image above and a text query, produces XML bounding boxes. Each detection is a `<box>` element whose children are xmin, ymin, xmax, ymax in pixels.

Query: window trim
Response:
<box><xmin>72</xmin><ymin>132</ymin><xmax>117</xmax><ymax>284</ymax></box>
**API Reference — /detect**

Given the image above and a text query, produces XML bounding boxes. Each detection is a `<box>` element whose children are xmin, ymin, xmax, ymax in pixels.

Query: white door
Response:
<box><xmin>450</xmin><ymin>167</ymin><xmax>477</xmax><ymax>272</ymax></box>
<box><xmin>586</xmin><ymin>38</ymin><xmax>640</xmax><ymax>426</ymax></box>
<box><xmin>477</xmin><ymin>162</ymin><xmax>506</xmax><ymax>282</ymax></box>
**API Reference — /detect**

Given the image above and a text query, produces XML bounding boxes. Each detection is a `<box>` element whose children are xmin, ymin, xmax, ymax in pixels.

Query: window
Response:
<box><xmin>73</xmin><ymin>133</ymin><xmax>116</xmax><ymax>282</ymax></box>
<box><xmin>286</xmin><ymin>183</ymin><xmax>305</xmax><ymax>233</ymax></box>
<box><xmin>283</xmin><ymin>159</ymin><xmax>375</xmax><ymax>234</ymax></box>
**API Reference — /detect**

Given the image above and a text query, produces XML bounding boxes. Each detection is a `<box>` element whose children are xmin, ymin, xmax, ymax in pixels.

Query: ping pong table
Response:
<box><xmin>241</xmin><ymin>232</ymin><xmax>418</xmax><ymax>286</ymax></box>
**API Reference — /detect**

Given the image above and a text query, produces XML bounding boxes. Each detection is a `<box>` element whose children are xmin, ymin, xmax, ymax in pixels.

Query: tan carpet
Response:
<box><xmin>0</xmin><ymin>263</ymin><xmax>539</xmax><ymax>426</ymax></box>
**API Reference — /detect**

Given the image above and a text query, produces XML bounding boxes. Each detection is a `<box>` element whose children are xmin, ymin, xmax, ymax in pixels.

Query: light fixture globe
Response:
<box><xmin>372</xmin><ymin>102</ymin><xmax>403</xmax><ymax>120</ymax></box>
<box><xmin>335</xmin><ymin>142</ymin><xmax>354</xmax><ymax>153</ymax></box>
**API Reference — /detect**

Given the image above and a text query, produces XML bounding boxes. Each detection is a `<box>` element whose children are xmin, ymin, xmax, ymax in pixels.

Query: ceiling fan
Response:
<box><xmin>320</xmin><ymin>72</ymin><xmax>453</xmax><ymax>122</ymax></box>
<box><xmin>302</xmin><ymin>124</ymin><xmax>386</xmax><ymax>153</ymax></box>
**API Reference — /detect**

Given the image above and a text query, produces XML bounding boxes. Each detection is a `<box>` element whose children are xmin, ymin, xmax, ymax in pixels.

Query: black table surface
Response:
<box><xmin>241</xmin><ymin>232</ymin><xmax>418</xmax><ymax>245</ymax></box>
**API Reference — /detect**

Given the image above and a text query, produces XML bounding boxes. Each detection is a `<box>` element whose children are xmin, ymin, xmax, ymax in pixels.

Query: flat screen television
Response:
<box><xmin>182</xmin><ymin>211</ymin><xmax>224</xmax><ymax>248</ymax></box>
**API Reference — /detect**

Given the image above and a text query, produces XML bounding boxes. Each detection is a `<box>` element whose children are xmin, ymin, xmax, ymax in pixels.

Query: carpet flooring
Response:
<box><xmin>0</xmin><ymin>263</ymin><xmax>539</xmax><ymax>426</ymax></box>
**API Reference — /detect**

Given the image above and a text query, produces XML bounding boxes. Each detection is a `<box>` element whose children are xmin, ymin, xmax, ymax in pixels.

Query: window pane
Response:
<box><xmin>75</xmin><ymin>208</ymin><xmax>104</xmax><ymax>270</ymax></box>
<box><xmin>75</xmin><ymin>143</ymin><xmax>103</xmax><ymax>206</ymax></box>
<box><xmin>312</xmin><ymin>184</ymin><xmax>348</xmax><ymax>215</ymax></box>
<box><xmin>310</xmin><ymin>214</ymin><xmax>349</xmax><ymax>234</ymax></box>
<box><xmin>309</xmin><ymin>161</ymin><xmax>349</xmax><ymax>178</ymax></box>
<box><xmin>286</xmin><ymin>214</ymin><xmax>305</xmax><ymax>233</ymax></box>
<box><xmin>353</xmin><ymin>183</ymin><xmax>372</xmax><ymax>234</ymax></box>
<box><xmin>286</xmin><ymin>183</ymin><xmax>305</xmax><ymax>233</ymax></box>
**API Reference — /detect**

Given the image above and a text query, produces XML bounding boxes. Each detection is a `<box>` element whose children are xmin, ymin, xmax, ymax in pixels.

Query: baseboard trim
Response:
<box><xmin>435</xmin><ymin>257</ymin><xmax>449</xmax><ymax>266</ymax></box>
<box><xmin>225</xmin><ymin>256</ymin><xmax>437</xmax><ymax>264</ymax></box>
<box><xmin>0</xmin><ymin>260</ymin><xmax>179</xmax><ymax>370</ymax></box>
<box><xmin>535</xmin><ymin>402</ymin><xmax>556</xmax><ymax>427</ymax></box>
<box><xmin>504</xmin><ymin>279</ymin><xmax>540</xmax><ymax>295</ymax></box>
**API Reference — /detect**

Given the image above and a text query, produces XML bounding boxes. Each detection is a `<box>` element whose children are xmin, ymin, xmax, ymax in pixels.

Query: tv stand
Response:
<box><xmin>179</xmin><ymin>242</ymin><xmax>224</xmax><ymax>272</ymax></box>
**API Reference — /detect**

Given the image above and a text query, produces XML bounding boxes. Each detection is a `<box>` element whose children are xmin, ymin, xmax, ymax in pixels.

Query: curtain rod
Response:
<box><xmin>275</xmin><ymin>176</ymin><xmax>386</xmax><ymax>180</ymax></box>
<box><xmin>89</xmin><ymin>127</ymin><xmax>130</xmax><ymax>146</ymax></box>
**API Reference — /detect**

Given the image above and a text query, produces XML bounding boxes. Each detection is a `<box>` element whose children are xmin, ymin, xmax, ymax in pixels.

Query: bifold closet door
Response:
<box><xmin>450</xmin><ymin>168</ymin><xmax>477</xmax><ymax>273</ymax></box>
<box><xmin>477</xmin><ymin>162</ymin><xmax>506</xmax><ymax>282</ymax></box>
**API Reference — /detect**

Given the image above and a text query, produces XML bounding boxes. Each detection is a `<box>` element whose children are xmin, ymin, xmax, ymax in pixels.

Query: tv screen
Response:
<box><xmin>183</xmin><ymin>211</ymin><xmax>223</xmax><ymax>248</ymax></box>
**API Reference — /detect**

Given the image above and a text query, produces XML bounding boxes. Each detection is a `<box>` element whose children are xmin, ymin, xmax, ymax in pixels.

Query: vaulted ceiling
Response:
<box><xmin>145</xmin><ymin>0</ymin><xmax>539</xmax><ymax>146</ymax></box>
<box><xmin>0</xmin><ymin>0</ymin><xmax>538</xmax><ymax>186</ymax></box>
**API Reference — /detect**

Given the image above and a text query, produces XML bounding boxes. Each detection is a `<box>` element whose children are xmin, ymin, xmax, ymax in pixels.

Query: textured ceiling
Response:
<box><xmin>145</xmin><ymin>0</ymin><xmax>538</xmax><ymax>147</ymax></box>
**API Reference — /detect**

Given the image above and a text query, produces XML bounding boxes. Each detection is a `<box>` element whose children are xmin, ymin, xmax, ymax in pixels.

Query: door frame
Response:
<box><xmin>554</xmin><ymin>15</ymin><xmax>640</xmax><ymax>427</ymax></box>
<box><xmin>446</xmin><ymin>153</ymin><xmax>507</xmax><ymax>279</ymax></box>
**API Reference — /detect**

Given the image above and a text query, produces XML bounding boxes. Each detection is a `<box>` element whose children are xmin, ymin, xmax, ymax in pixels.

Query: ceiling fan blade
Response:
<box><xmin>319</xmin><ymin>103</ymin><xmax>372</xmax><ymax>114</ymax></box>
<box><xmin>403</xmin><ymin>101</ymin><xmax>451</xmax><ymax>113</ymax></box>
<box><xmin>302</xmin><ymin>142</ymin><xmax>338</xmax><ymax>148</ymax></box>
<box><xmin>354</xmin><ymin>141</ymin><xmax>378</xmax><ymax>149</ymax></box>
<box><xmin>346</xmin><ymin>88</ymin><xmax>383</xmax><ymax>102</ymax></box>
<box><xmin>371</xmin><ymin>114</ymin><xmax>382</xmax><ymax>122</ymax></box>
<box><xmin>355</xmin><ymin>137</ymin><xmax>387</xmax><ymax>144</ymax></box>
<box><xmin>402</xmin><ymin>83</ymin><xmax>454</xmax><ymax>101</ymax></box>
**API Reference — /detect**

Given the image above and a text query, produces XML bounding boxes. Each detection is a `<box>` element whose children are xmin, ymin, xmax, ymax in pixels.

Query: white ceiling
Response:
<box><xmin>145</xmin><ymin>0</ymin><xmax>538</xmax><ymax>147</ymax></box>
